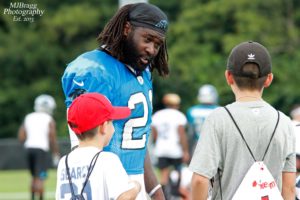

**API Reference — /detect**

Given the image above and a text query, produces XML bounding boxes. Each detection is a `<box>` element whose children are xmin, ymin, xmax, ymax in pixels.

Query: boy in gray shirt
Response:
<box><xmin>189</xmin><ymin>41</ymin><xmax>296</xmax><ymax>200</ymax></box>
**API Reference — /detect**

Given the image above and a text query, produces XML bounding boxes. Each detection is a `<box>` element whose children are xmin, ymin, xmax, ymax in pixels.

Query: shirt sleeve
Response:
<box><xmin>104</xmin><ymin>154</ymin><xmax>132</xmax><ymax>199</ymax></box>
<box><xmin>189</xmin><ymin>114</ymin><xmax>221</xmax><ymax>178</ymax></box>
<box><xmin>283</xmin><ymin>120</ymin><xmax>296</xmax><ymax>172</ymax></box>
<box><xmin>178</xmin><ymin>112</ymin><xmax>187</xmax><ymax>126</ymax></box>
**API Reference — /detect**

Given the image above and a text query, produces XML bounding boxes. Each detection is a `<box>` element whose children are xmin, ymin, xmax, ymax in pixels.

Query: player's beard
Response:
<box><xmin>123</xmin><ymin>35</ymin><xmax>151</xmax><ymax>72</ymax></box>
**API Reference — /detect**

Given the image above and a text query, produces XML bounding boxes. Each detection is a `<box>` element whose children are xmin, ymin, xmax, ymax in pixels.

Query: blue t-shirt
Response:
<box><xmin>62</xmin><ymin>50</ymin><xmax>153</xmax><ymax>175</ymax></box>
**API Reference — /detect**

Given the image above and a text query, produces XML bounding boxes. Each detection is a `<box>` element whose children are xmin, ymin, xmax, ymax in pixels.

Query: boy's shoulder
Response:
<box><xmin>57</xmin><ymin>150</ymin><xmax>124</xmax><ymax>170</ymax></box>
<box><xmin>100</xmin><ymin>152</ymin><xmax>124</xmax><ymax>165</ymax></box>
<box><xmin>205</xmin><ymin>106</ymin><xmax>228</xmax><ymax>119</ymax></box>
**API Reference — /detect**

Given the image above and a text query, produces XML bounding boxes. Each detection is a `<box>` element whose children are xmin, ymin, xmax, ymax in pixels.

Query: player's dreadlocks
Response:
<box><xmin>97</xmin><ymin>4</ymin><xmax>169</xmax><ymax>77</ymax></box>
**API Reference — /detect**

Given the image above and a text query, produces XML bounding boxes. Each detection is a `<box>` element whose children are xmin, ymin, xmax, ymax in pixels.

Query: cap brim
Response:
<box><xmin>110</xmin><ymin>107</ymin><xmax>131</xmax><ymax>120</ymax></box>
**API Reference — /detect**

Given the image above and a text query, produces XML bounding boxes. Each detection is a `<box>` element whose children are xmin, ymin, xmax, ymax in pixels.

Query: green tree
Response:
<box><xmin>154</xmin><ymin>0</ymin><xmax>300</xmax><ymax>113</ymax></box>
<box><xmin>1</xmin><ymin>0</ymin><xmax>300</xmax><ymax>139</ymax></box>
<box><xmin>0</xmin><ymin>0</ymin><xmax>117</xmax><ymax>138</ymax></box>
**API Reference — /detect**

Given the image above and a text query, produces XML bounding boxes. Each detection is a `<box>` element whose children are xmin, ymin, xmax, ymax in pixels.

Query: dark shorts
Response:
<box><xmin>27</xmin><ymin>148</ymin><xmax>48</xmax><ymax>180</ymax></box>
<box><xmin>157</xmin><ymin>157</ymin><xmax>182</xmax><ymax>170</ymax></box>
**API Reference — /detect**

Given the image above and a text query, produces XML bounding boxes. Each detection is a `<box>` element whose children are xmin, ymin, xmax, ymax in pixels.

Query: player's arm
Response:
<box><xmin>18</xmin><ymin>124</ymin><xmax>26</xmax><ymax>143</ymax></box>
<box><xmin>117</xmin><ymin>181</ymin><xmax>141</xmax><ymax>200</ymax></box>
<box><xmin>281</xmin><ymin>121</ymin><xmax>296</xmax><ymax>199</ymax></box>
<box><xmin>191</xmin><ymin>173</ymin><xmax>209</xmax><ymax>200</ymax></box>
<box><xmin>281</xmin><ymin>171</ymin><xmax>296</xmax><ymax>200</ymax></box>
<box><xmin>178</xmin><ymin>125</ymin><xmax>190</xmax><ymax>163</ymax></box>
<box><xmin>144</xmin><ymin>150</ymin><xmax>165</xmax><ymax>200</ymax></box>
<box><xmin>151</xmin><ymin>126</ymin><xmax>158</xmax><ymax>143</ymax></box>
<box><xmin>49</xmin><ymin>120</ymin><xmax>60</xmax><ymax>165</ymax></box>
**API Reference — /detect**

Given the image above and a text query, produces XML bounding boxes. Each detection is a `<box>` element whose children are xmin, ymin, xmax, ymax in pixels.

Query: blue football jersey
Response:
<box><xmin>62</xmin><ymin>50</ymin><xmax>153</xmax><ymax>175</ymax></box>
<box><xmin>186</xmin><ymin>104</ymin><xmax>218</xmax><ymax>140</ymax></box>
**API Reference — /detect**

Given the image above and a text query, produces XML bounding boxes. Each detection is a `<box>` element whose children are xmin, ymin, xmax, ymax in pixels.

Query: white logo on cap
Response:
<box><xmin>248</xmin><ymin>53</ymin><xmax>255</xmax><ymax>60</ymax></box>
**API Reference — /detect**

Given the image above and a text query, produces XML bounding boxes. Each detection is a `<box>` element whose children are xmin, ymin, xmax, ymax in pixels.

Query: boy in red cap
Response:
<box><xmin>55</xmin><ymin>93</ymin><xmax>140</xmax><ymax>200</ymax></box>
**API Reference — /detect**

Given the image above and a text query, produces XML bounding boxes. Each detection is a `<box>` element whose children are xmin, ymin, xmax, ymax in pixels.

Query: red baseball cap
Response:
<box><xmin>67</xmin><ymin>93</ymin><xmax>131</xmax><ymax>134</ymax></box>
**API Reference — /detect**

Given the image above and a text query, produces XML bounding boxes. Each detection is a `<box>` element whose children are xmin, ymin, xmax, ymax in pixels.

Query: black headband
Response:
<box><xmin>128</xmin><ymin>3</ymin><xmax>168</xmax><ymax>35</ymax></box>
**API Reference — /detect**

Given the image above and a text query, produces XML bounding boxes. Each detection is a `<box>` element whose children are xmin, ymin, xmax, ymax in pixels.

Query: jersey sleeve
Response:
<box><xmin>61</xmin><ymin>54</ymin><xmax>115</xmax><ymax>108</ymax></box>
<box><xmin>186</xmin><ymin>107</ymin><xmax>193</xmax><ymax>123</ymax></box>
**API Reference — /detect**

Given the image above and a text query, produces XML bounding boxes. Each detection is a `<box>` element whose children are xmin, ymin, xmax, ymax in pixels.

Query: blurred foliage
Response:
<box><xmin>0</xmin><ymin>0</ymin><xmax>300</xmax><ymax>138</ymax></box>
<box><xmin>154</xmin><ymin>0</ymin><xmax>300</xmax><ymax>113</ymax></box>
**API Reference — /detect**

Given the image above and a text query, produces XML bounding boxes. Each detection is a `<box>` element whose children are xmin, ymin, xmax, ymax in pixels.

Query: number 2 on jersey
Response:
<box><xmin>121</xmin><ymin>91</ymin><xmax>152</xmax><ymax>149</ymax></box>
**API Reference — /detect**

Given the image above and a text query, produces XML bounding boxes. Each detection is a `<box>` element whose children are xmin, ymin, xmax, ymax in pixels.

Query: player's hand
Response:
<box><xmin>130</xmin><ymin>180</ymin><xmax>141</xmax><ymax>193</ymax></box>
<box><xmin>117</xmin><ymin>181</ymin><xmax>141</xmax><ymax>200</ymax></box>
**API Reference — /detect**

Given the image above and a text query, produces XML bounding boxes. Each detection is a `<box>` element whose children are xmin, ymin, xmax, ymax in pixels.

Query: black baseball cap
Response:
<box><xmin>227</xmin><ymin>41</ymin><xmax>272</xmax><ymax>78</ymax></box>
<box><xmin>128</xmin><ymin>3</ymin><xmax>168</xmax><ymax>35</ymax></box>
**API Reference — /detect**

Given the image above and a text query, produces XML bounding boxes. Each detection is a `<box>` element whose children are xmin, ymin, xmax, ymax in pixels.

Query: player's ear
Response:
<box><xmin>263</xmin><ymin>73</ymin><xmax>273</xmax><ymax>88</ymax></box>
<box><xmin>123</xmin><ymin>22</ymin><xmax>131</xmax><ymax>37</ymax></box>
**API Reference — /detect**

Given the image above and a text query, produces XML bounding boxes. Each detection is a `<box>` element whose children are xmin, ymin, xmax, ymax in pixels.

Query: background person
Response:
<box><xmin>186</xmin><ymin>84</ymin><xmax>219</xmax><ymax>153</ymax></box>
<box><xmin>152</xmin><ymin>93</ymin><xmax>190</xmax><ymax>199</ymax></box>
<box><xmin>189</xmin><ymin>41</ymin><xmax>296</xmax><ymax>200</ymax></box>
<box><xmin>56</xmin><ymin>93</ymin><xmax>141</xmax><ymax>200</ymax></box>
<box><xmin>18</xmin><ymin>94</ymin><xmax>60</xmax><ymax>200</ymax></box>
<box><xmin>290</xmin><ymin>104</ymin><xmax>300</xmax><ymax>199</ymax></box>
<box><xmin>168</xmin><ymin>165</ymin><xmax>193</xmax><ymax>200</ymax></box>
<box><xmin>61</xmin><ymin>3</ymin><xmax>169</xmax><ymax>199</ymax></box>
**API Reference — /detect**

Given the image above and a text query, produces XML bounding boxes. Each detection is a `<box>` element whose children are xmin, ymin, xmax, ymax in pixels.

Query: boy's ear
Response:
<box><xmin>123</xmin><ymin>22</ymin><xmax>131</xmax><ymax>37</ymax></box>
<box><xmin>225</xmin><ymin>70</ymin><xmax>234</xmax><ymax>85</ymax></box>
<box><xmin>264</xmin><ymin>73</ymin><xmax>273</xmax><ymax>88</ymax></box>
<box><xmin>98</xmin><ymin>122</ymin><xmax>108</xmax><ymax>135</ymax></box>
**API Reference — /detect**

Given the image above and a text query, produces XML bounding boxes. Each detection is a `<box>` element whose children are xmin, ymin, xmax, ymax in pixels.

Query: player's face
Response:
<box><xmin>123</xmin><ymin>26</ymin><xmax>165</xmax><ymax>71</ymax></box>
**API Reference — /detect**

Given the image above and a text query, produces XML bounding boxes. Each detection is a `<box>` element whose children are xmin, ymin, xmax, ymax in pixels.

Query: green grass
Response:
<box><xmin>0</xmin><ymin>168</ymin><xmax>161</xmax><ymax>200</ymax></box>
<box><xmin>0</xmin><ymin>169</ymin><xmax>57</xmax><ymax>200</ymax></box>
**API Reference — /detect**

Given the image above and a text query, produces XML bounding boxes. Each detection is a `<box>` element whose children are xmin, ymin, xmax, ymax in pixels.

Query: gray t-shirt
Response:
<box><xmin>189</xmin><ymin>100</ymin><xmax>296</xmax><ymax>200</ymax></box>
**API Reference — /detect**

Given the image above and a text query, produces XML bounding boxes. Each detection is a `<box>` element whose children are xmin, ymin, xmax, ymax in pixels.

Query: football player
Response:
<box><xmin>186</xmin><ymin>84</ymin><xmax>219</xmax><ymax>151</ymax></box>
<box><xmin>61</xmin><ymin>3</ymin><xmax>169</xmax><ymax>200</ymax></box>
<box><xmin>18</xmin><ymin>94</ymin><xmax>60</xmax><ymax>200</ymax></box>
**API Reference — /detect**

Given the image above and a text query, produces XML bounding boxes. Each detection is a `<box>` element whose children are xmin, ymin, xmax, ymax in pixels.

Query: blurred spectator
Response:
<box><xmin>186</xmin><ymin>84</ymin><xmax>219</xmax><ymax>153</ymax></box>
<box><xmin>290</xmin><ymin>104</ymin><xmax>300</xmax><ymax>199</ymax></box>
<box><xmin>168</xmin><ymin>165</ymin><xmax>193</xmax><ymax>200</ymax></box>
<box><xmin>18</xmin><ymin>94</ymin><xmax>60</xmax><ymax>200</ymax></box>
<box><xmin>152</xmin><ymin>93</ymin><xmax>189</xmax><ymax>199</ymax></box>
